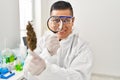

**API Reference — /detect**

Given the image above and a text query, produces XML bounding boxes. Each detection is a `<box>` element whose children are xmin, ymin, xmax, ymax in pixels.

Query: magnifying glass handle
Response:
<box><xmin>59</xmin><ymin>20</ymin><xmax>63</xmax><ymax>31</ymax></box>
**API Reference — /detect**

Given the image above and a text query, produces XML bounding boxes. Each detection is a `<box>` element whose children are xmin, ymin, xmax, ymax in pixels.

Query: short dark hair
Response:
<box><xmin>50</xmin><ymin>1</ymin><xmax>73</xmax><ymax>16</ymax></box>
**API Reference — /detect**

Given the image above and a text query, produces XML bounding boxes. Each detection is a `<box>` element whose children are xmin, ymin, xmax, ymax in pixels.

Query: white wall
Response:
<box><xmin>74</xmin><ymin>0</ymin><xmax>120</xmax><ymax>77</ymax></box>
<box><xmin>42</xmin><ymin>0</ymin><xmax>120</xmax><ymax>77</ymax></box>
<box><xmin>0</xmin><ymin>0</ymin><xmax>20</xmax><ymax>50</ymax></box>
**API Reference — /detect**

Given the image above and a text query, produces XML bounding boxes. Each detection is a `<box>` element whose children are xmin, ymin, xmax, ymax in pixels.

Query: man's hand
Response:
<box><xmin>46</xmin><ymin>35</ymin><xmax>60</xmax><ymax>56</ymax></box>
<box><xmin>24</xmin><ymin>50</ymin><xmax>46</xmax><ymax>75</ymax></box>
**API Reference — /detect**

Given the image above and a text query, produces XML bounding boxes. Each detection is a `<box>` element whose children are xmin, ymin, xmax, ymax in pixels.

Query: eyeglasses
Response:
<box><xmin>49</xmin><ymin>16</ymin><xmax>73</xmax><ymax>24</ymax></box>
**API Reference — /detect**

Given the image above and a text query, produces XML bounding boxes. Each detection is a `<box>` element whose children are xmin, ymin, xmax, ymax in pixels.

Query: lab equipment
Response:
<box><xmin>47</xmin><ymin>16</ymin><xmax>73</xmax><ymax>33</ymax></box>
<box><xmin>47</xmin><ymin>16</ymin><xmax>63</xmax><ymax>33</ymax></box>
<box><xmin>1</xmin><ymin>49</ymin><xmax>16</xmax><ymax>64</ymax></box>
<box><xmin>14</xmin><ymin>58</ymin><xmax>24</xmax><ymax>71</ymax></box>
<box><xmin>0</xmin><ymin>67</ymin><xmax>15</xmax><ymax>79</ymax></box>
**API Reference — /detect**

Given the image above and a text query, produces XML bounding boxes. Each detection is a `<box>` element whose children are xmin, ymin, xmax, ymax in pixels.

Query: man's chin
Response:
<box><xmin>57</xmin><ymin>34</ymin><xmax>67</xmax><ymax>39</ymax></box>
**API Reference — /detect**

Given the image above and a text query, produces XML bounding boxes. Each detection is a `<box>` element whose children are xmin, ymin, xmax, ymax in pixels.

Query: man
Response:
<box><xmin>24</xmin><ymin>1</ymin><xmax>93</xmax><ymax>80</ymax></box>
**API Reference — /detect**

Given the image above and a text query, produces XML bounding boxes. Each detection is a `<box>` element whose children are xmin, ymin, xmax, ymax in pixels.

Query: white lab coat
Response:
<box><xmin>24</xmin><ymin>31</ymin><xmax>93</xmax><ymax>80</ymax></box>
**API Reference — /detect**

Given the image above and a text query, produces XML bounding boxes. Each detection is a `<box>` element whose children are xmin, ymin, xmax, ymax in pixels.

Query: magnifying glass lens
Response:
<box><xmin>47</xmin><ymin>16</ymin><xmax>62</xmax><ymax>33</ymax></box>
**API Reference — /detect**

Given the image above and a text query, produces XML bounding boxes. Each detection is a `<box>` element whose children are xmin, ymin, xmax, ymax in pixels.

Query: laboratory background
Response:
<box><xmin>0</xmin><ymin>0</ymin><xmax>120</xmax><ymax>80</ymax></box>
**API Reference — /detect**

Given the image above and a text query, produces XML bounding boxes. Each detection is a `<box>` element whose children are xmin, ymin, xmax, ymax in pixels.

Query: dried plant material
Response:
<box><xmin>26</xmin><ymin>21</ymin><xmax>37</xmax><ymax>51</ymax></box>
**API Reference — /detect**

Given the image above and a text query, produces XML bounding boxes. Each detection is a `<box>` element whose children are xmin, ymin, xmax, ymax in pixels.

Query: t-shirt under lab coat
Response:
<box><xmin>24</xmin><ymin>31</ymin><xmax>93</xmax><ymax>80</ymax></box>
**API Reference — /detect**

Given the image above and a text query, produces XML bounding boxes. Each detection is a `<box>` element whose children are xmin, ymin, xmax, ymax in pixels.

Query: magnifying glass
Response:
<box><xmin>47</xmin><ymin>16</ymin><xmax>63</xmax><ymax>33</ymax></box>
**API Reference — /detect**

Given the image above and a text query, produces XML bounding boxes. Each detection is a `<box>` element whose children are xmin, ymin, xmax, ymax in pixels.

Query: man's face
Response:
<box><xmin>51</xmin><ymin>9</ymin><xmax>74</xmax><ymax>39</ymax></box>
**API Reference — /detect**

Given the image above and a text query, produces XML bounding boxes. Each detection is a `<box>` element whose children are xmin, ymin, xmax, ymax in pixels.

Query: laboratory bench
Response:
<box><xmin>0</xmin><ymin>48</ymin><xmax>27</xmax><ymax>80</ymax></box>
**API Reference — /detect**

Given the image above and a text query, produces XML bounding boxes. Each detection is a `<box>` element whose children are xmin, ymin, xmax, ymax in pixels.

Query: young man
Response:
<box><xmin>24</xmin><ymin>1</ymin><xmax>93</xmax><ymax>80</ymax></box>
